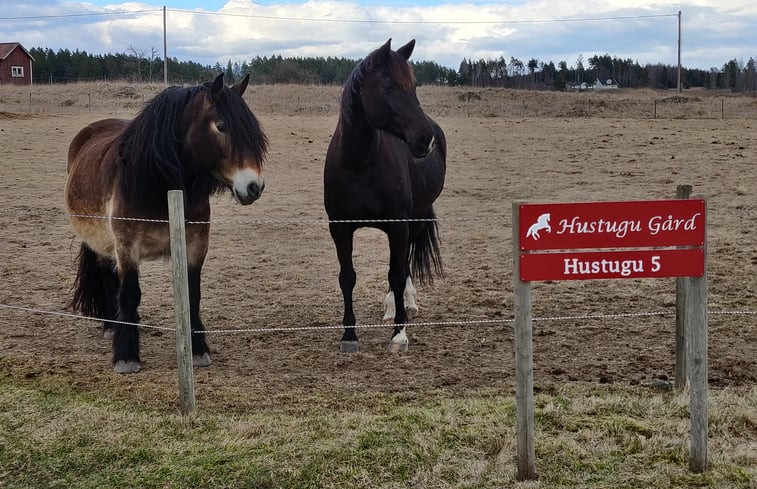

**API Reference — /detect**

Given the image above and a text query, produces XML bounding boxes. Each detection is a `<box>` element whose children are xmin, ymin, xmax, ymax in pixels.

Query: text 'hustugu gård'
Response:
<box><xmin>554</xmin><ymin>213</ymin><xmax>703</xmax><ymax>239</ymax></box>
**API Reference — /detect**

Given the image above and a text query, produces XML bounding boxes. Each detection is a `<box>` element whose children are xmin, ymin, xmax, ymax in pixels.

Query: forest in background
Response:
<box><xmin>25</xmin><ymin>46</ymin><xmax>757</xmax><ymax>92</ymax></box>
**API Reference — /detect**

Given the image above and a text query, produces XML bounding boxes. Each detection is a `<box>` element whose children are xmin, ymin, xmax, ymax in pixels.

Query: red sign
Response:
<box><xmin>519</xmin><ymin>200</ymin><xmax>705</xmax><ymax>250</ymax></box>
<box><xmin>520</xmin><ymin>249</ymin><xmax>704</xmax><ymax>281</ymax></box>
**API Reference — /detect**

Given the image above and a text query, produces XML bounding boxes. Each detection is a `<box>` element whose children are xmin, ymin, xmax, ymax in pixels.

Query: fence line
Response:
<box><xmin>4</xmin><ymin>208</ymin><xmax>510</xmax><ymax>225</ymax></box>
<box><xmin>7</xmin><ymin>205</ymin><xmax>756</xmax><ymax>225</ymax></box>
<box><xmin>0</xmin><ymin>303</ymin><xmax>172</xmax><ymax>332</ymax></box>
<box><xmin>2</xmin><ymin>208</ymin><xmax>754</xmax><ymax>336</ymax></box>
<box><xmin>2</xmin><ymin>302</ymin><xmax>754</xmax><ymax>335</ymax></box>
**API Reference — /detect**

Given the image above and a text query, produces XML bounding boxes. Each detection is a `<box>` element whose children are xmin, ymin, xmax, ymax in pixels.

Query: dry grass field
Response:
<box><xmin>0</xmin><ymin>82</ymin><xmax>755</xmax><ymax>487</ymax></box>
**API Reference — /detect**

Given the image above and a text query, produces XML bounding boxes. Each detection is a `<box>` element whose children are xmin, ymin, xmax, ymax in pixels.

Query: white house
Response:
<box><xmin>593</xmin><ymin>78</ymin><xmax>619</xmax><ymax>90</ymax></box>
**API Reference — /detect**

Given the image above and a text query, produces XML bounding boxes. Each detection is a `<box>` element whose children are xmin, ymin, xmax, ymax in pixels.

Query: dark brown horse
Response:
<box><xmin>324</xmin><ymin>39</ymin><xmax>447</xmax><ymax>353</ymax></box>
<box><xmin>66</xmin><ymin>73</ymin><xmax>268</xmax><ymax>373</ymax></box>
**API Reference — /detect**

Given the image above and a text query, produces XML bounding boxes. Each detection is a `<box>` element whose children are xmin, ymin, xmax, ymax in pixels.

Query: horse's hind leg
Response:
<box><xmin>382</xmin><ymin>275</ymin><xmax>419</xmax><ymax>322</ymax></box>
<box><xmin>188</xmin><ymin>266</ymin><xmax>211</xmax><ymax>367</ymax></box>
<box><xmin>70</xmin><ymin>244</ymin><xmax>118</xmax><ymax>336</ymax></box>
<box><xmin>112</xmin><ymin>265</ymin><xmax>141</xmax><ymax>374</ymax></box>
<box><xmin>100</xmin><ymin>258</ymin><xmax>119</xmax><ymax>339</ymax></box>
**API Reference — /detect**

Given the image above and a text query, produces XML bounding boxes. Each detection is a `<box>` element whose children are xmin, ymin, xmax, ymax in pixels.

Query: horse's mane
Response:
<box><xmin>117</xmin><ymin>82</ymin><xmax>267</xmax><ymax>210</ymax></box>
<box><xmin>341</xmin><ymin>46</ymin><xmax>416</xmax><ymax>125</ymax></box>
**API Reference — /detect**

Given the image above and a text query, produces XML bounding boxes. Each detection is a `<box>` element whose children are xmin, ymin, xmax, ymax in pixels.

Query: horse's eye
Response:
<box><xmin>215</xmin><ymin>120</ymin><xmax>227</xmax><ymax>133</ymax></box>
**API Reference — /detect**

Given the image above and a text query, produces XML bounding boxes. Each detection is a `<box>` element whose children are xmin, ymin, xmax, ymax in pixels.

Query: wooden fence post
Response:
<box><xmin>687</xmin><ymin>197</ymin><xmax>708</xmax><ymax>472</ymax></box>
<box><xmin>512</xmin><ymin>201</ymin><xmax>536</xmax><ymax>481</ymax></box>
<box><xmin>675</xmin><ymin>184</ymin><xmax>693</xmax><ymax>389</ymax></box>
<box><xmin>167</xmin><ymin>190</ymin><xmax>196</xmax><ymax>415</ymax></box>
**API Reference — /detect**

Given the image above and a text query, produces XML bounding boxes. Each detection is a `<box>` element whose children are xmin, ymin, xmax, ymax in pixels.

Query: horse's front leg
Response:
<box><xmin>188</xmin><ymin>265</ymin><xmax>211</xmax><ymax>367</ymax></box>
<box><xmin>386</xmin><ymin>225</ymin><xmax>410</xmax><ymax>352</ymax></box>
<box><xmin>330</xmin><ymin>223</ymin><xmax>358</xmax><ymax>352</ymax></box>
<box><xmin>112</xmin><ymin>264</ymin><xmax>142</xmax><ymax>374</ymax></box>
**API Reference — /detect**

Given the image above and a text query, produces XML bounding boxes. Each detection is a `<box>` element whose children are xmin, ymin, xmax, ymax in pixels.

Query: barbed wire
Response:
<box><xmin>2</xmin><ymin>302</ymin><xmax>753</xmax><ymax>336</ymax></box>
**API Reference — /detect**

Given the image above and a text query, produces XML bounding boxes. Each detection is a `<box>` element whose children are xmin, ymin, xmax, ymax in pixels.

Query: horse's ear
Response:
<box><xmin>374</xmin><ymin>38</ymin><xmax>392</xmax><ymax>66</ymax></box>
<box><xmin>231</xmin><ymin>73</ymin><xmax>250</xmax><ymax>97</ymax></box>
<box><xmin>396</xmin><ymin>39</ymin><xmax>416</xmax><ymax>60</ymax></box>
<box><xmin>211</xmin><ymin>72</ymin><xmax>224</xmax><ymax>100</ymax></box>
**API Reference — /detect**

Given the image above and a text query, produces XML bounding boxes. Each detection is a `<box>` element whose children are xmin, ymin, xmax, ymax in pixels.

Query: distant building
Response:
<box><xmin>568</xmin><ymin>79</ymin><xmax>620</xmax><ymax>92</ymax></box>
<box><xmin>0</xmin><ymin>42</ymin><xmax>35</xmax><ymax>86</ymax></box>
<box><xmin>593</xmin><ymin>78</ymin><xmax>619</xmax><ymax>90</ymax></box>
<box><xmin>570</xmin><ymin>81</ymin><xmax>591</xmax><ymax>91</ymax></box>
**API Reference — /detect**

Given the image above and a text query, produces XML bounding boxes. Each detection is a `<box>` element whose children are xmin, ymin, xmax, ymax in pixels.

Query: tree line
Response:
<box><xmin>27</xmin><ymin>47</ymin><xmax>216</xmax><ymax>85</ymax></box>
<box><xmin>27</xmin><ymin>46</ymin><xmax>757</xmax><ymax>92</ymax></box>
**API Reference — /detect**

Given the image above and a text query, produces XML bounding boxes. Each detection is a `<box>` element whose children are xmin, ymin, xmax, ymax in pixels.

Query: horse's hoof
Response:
<box><xmin>386</xmin><ymin>328</ymin><xmax>409</xmax><ymax>353</ymax></box>
<box><xmin>114</xmin><ymin>360</ymin><xmax>141</xmax><ymax>374</ymax></box>
<box><xmin>406</xmin><ymin>305</ymin><xmax>419</xmax><ymax>320</ymax></box>
<box><xmin>193</xmin><ymin>353</ymin><xmax>212</xmax><ymax>367</ymax></box>
<box><xmin>102</xmin><ymin>328</ymin><xmax>115</xmax><ymax>340</ymax></box>
<box><xmin>386</xmin><ymin>340</ymin><xmax>408</xmax><ymax>353</ymax></box>
<box><xmin>340</xmin><ymin>341</ymin><xmax>360</xmax><ymax>353</ymax></box>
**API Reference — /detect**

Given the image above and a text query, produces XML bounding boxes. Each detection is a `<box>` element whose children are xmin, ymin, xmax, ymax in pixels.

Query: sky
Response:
<box><xmin>2</xmin><ymin>1</ymin><xmax>756</xmax><ymax>72</ymax></box>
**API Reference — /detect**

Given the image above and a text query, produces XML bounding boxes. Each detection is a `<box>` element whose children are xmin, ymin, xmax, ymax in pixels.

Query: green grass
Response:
<box><xmin>0</xmin><ymin>381</ymin><xmax>754</xmax><ymax>488</ymax></box>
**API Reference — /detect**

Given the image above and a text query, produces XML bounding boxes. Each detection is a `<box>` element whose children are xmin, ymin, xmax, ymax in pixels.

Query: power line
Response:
<box><xmin>0</xmin><ymin>9</ymin><xmax>160</xmax><ymax>21</ymax></box>
<box><xmin>2</xmin><ymin>8</ymin><xmax>676</xmax><ymax>25</ymax></box>
<box><xmin>167</xmin><ymin>8</ymin><xmax>677</xmax><ymax>25</ymax></box>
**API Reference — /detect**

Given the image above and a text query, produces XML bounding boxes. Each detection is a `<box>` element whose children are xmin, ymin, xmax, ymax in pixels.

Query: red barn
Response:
<box><xmin>0</xmin><ymin>42</ymin><xmax>35</xmax><ymax>86</ymax></box>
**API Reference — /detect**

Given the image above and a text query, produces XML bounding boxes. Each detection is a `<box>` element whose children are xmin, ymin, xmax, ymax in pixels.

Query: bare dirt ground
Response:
<box><xmin>0</xmin><ymin>84</ymin><xmax>755</xmax><ymax>412</ymax></box>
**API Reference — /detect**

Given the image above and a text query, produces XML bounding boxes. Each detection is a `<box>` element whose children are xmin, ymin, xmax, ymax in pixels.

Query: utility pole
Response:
<box><xmin>163</xmin><ymin>6</ymin><xmax>168</xmax><ymax>85</ymax></box>
<box><xmin>677</xmin><ymin>10</ymin><xmax>682</xmax><ymax>93</ymax></box>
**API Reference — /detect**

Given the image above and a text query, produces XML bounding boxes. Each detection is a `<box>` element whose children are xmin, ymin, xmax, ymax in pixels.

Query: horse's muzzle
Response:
<box><xmin>230</xmin><ymin>168</ymin><xmax>265</xmax><ymax>205</ymax></box>
<box><xmin>234</xmin><ymin>181</ymin><xmax>264</xmax><ymax>205</ymax></box>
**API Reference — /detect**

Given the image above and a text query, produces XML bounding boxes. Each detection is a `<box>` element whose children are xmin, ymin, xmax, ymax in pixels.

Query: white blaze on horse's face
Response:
<box><xmin>423</xmin><ymin>135</ymin><xmax>435</xmax><ymax>156</ymax></box>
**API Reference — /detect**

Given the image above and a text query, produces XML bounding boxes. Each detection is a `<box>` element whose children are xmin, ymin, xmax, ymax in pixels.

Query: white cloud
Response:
<box><xmin>3</xmin><ymin>0</ymin><xmax>755</xmax><ymax>69</ymax></box>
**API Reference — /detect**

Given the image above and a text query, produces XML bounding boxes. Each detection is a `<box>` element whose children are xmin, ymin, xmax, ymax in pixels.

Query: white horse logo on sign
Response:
<box><xmin>526</xmin><ymin>213</ymin><xmax>551</xmax><ymax>240</ymax></box>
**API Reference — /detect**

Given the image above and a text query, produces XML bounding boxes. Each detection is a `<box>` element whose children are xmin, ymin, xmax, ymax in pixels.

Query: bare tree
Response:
<box><xmin>148</xmin><ymin>47</ymin><xmax>160</xmax><ymax>82</ymax></box>
<box><xmin>127</xmin><ymin>45</ymin><xmax>145</xmax><ymax>82</ymax></box>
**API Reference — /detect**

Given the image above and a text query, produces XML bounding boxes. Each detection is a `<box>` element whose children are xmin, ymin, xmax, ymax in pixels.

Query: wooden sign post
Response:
<box><xmin>512</xmin><ymin>197</ymin><xmax>707</xmax><ymax>480</ymax></box>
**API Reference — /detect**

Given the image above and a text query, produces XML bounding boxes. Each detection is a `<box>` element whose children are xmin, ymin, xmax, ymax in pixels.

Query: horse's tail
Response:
<box><xmin>409</xmin><ymin>207</ymin><xmax>443</xmax><ymax>285</ymax></box>
<box><xmin>70</xmin><ymin>243</ymin><xmax>109</xmax><ymax>317</ymax></box>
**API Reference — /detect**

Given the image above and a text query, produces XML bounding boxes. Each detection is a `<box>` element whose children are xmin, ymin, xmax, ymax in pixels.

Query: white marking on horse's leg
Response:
<box><xmin>114</xmin><ymin>360</ymin><xmax>141</xmax><ymax>374</ymax></box>
<box><xmin>102</xmin><ymin>328</ymin><xmax>114</xmax><ymax>340</ymax></box>
<box><xmin>193</xmin><ymin>353</ymin><xmax>212</xmax><ymax>367</ymax></box>
<box><xmin>384</xmin><ymin>277</ymin><xmax>419</xmax><ymax>322</ymax></box>
<box><xmin>404</xmin><ymin>276</ymin><xmax>419</xmax><ymax>319</ymax></box>
<box><xmin>386</xmin><ymin>326</ymin><xmax>409</xmax><ymax>353</ymax></box>
<box><xmin>383</xmin><ymin>290</ymin><xmax>396</xmax><ymax>323</ymax></box>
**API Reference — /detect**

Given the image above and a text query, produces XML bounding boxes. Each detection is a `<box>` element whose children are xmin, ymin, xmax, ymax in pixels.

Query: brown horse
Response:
<box><xmin>324</xmin><ymin>39</ymin><xmax>447</xmax><ymax>353</ymax></box>
<box><xmin>66</xmin><ymin>73</ymin><xmax>268</xmax><ymax>373</ymax></box>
